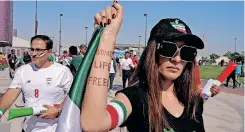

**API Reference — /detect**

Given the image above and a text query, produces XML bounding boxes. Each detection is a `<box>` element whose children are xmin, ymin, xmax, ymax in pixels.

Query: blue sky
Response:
<box><xmin>13</xmin><ymin>1</ymin><xmax>244</xmax><ymax>56</ymax></box>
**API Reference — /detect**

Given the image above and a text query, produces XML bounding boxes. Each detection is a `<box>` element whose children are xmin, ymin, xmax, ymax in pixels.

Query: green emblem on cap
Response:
<box><xmin>175</xmin><ymin>19</ymin><xmax>179</xmax><ymax>24</ymax></box>
<box><xmin>170</xmin><ymin>19</ymin><xmax>187</xmax><ymax>34</ymax></box>
<box><xmin>170</xmin><ymin>19</ymin><xmax>185</xmax><ymax>29</ymax></box>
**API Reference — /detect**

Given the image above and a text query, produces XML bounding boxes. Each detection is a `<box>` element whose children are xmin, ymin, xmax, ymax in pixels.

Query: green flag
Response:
<box><xmin>55</xmin><ymin>26</ymin><xmax>104</xmax><ymax>132</ymax></box>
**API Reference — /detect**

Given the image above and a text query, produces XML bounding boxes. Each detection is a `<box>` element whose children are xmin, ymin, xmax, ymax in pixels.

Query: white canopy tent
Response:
<box><xmin>12</xmin><ymin>36</ymin><xmax>30</xmax><ymax>48</ymax></box>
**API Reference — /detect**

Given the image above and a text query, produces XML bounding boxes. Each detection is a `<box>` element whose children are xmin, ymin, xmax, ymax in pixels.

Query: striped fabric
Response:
<box><xmin>107</xmin><ymin>100</ymin><xmax>128</xmax><ymax>129</ymax></box>
<box><xmin>55</xmin><ymin>26</ymin><xmax>104</xmax><ymax>132</ymax></box>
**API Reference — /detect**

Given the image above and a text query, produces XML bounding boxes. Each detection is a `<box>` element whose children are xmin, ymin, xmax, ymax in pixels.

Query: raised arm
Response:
<box><xmin>81</xmin><ymin>2</ymin><xmax>132</xmax><ymax>131</ymax></box>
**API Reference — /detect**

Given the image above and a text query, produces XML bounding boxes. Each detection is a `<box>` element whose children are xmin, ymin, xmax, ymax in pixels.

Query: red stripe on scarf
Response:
<box><xmin>107</xmin><ymin>105</ymin><xmax>118</xmax><ymax>129</ymax></box>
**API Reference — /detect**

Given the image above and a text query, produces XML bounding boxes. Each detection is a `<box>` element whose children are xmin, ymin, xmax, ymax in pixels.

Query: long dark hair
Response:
<box><xmin>129</xmin><ymin>40</ymin><xmax>200</xmax><ymax>132</ymax></box>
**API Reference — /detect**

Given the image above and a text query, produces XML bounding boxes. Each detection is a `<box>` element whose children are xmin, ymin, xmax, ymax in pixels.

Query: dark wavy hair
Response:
<box><xmin>129</xmin><ymin>40</ymin><xmax>200</xmax><ymax>132</ymax></box>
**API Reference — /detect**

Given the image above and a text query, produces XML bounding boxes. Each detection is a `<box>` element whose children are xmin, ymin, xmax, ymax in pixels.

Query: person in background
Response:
<box><xmin>69</xmin><ymin>46</ymin><xmax>78</xmax><ymax>59</ymax></box>
<box><xmin>235</xmin><ymin>57</ymin><xmax>242</xmax><ymax>87</ymax></box>
<box><xmin>129</xmin><ymin>50</ymin><xmax>138</xmax><ymax>67</ymax></box>
<box><xmin>220</xmin><ymin>59</ymin><xmax>224</xmax><ymax>67</ymax></box>
<box><xmin>68</xmin><ymin>46</ymin><xmax>79</xmax><ymax>75</ymax></box>
<box><xmin>120</xmin><ymin>51</ymin><xmax>134</xmax><ymax>88</ymax></box>
<box><xmin>23</xmin><ymin>51</ymin><xmax>32</xmax><ymax>64</ymax></box>
<box><xmin>59</xmin><ymin>50</ymin><xmax>72</xmax><ymax>66</ymax></box>
<box><xmin>69</xmin><ymin>44</ymin><xmax>86</xmax><ymax>76</ymax></box>
<box><xmin>16</xmin><ymin>51</ymin><xmax>32</xmax><ymax>69</ymax></box>
<box><xmin>0</xmin><ymin>52</ymin><xmax>8</xmax><ymax>71</ymax></box>
<box><xmin>241</xmin><ymin>60</ymin><xmax>244</xmax><ymax>77</ymax></box>
<box><xmin>109</xmin><ymin>52</ymin><xmax>117</xmax><ymax>93</ymax></box>
<box><xmin>7</xmin><ymin>49</ymin><xmax>17</xmax><ymax>79</ymax></box>
<box><xmin>79</xmin><ymin>44</ymin><xmax>87</xmax><ymax>57</ymax></box>
<box><xmin>198</xmin><ymin>60</ymin><xmax>202</xmax><ymax>66</ymax></box>
<box><xmin>8</xmin><ymin>50</ymin><xmax>17</xmax><ymax>70</ymax></box>
<box><xmin>225</xmin><ymin>59</ymin><xmax>237</xmax><ymax>88</ymax></box>
<box><xmin>115</xmin><ymin>57</ymin><xmax>120</xmax><ymax>67</ymax></box>
<box><xmin>0</xmin><ymin>35</ymin><xmax>73</xmax><ymax>132</ymax></box>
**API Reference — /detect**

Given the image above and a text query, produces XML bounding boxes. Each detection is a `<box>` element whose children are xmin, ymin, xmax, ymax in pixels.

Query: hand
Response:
<box><xmin>38</xmin><ymin>105</ymin><xmax>59</xmax><ymax>119</ymax></box>
<box><xmin>210</xmin><ymin>85</ymin><xmax>220</xmax><ymax>97</ymax></box>
<box><xmin>94</xmin><ymin>1</ymin><xmax>123</xmax><ymax>37</ymax></box>
<box><xmin>130</xmin><ymin>64</ymin><xmax>135</xmax><ymax>69</ymax></box>
<box><xmin>119</xmin><ymin>73</ymin><xmax>122</xmax><ymax>77</ymax></box>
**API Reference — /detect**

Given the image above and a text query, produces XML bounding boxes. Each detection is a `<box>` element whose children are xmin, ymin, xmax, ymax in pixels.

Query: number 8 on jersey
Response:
<box><xmin>34</xmin><ymin>89</ymin><xmax>39</xmax><ymax>98</ymax></box>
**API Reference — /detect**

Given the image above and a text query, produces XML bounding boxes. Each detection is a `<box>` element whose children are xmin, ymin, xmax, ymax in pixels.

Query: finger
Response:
<box><xmin>44</xmin><ymin>116</ymin><xmax>53</xmax><ymax>119</ymax></box>
<box><xmin>43</xmin><ymin>105</ymin><xmax>51</xmax><ymax>109</ymax></box>
<box><xmin>113</xmin><ymin>1</ymin><xmax>123</xmax><ymax>18</ymax></box>
<box><xmin>94</xmin><ymin>13</ymin><xmax>102</xmax><ymax>28</ymax></box>
<box><xmin>100</xmin><ymin>10</ymin><xmax>107</xmax><ymax>27</ymax></box>
<box><xmin>38</xmin><ymin>113</ymin><xmax>47</xmax><ymax>118</ymax></box>
<box><xmin>211</xmin><ymin>89</ymin><xmax>218</xmax><ymax>95</ymax></box>
<box><xmin>211</xmin><ymin>86</ymin><xmax>219</xmax><ymax>92</ymax></box>
<box><xmin>94</xmin><ymin>21</ymin><xmax>99</xmax><ymax>29</ymax></box>
<box><xmin>213</xmin><ymin>89</ymin><xmax>220</xmax><ymax>94</ymax></box>
<box><xmin>43</xmin><ymin>105</ymin><xmax>48</xmax><ymax>108</ymax></box>
<box><xmin>111</xmin><ymin>7</ymin><xmax>117</xmax><ymax>19</ymax></box>
<box><xmin>105</xmin><ymin>6</ymin><xmax>112</xmax><ymax>24</ymax></box>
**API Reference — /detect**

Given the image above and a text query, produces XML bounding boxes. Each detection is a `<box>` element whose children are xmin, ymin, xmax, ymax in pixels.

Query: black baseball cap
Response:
<box><xmin>149</xmin><ymin>18</ymin><xmax>204</xmax><ymax>49</ymax></box>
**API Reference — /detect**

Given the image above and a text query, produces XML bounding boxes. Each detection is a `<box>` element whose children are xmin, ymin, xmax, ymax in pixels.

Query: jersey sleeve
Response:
<box><xmin>9</xmin><ymin>67</ymin><xmax>23</xmax><ymax>90</ymax></box>
<box><xmin>61</xmin><ymin>67</ymin><xmax>74</xmax><ymax>95</ymax></box>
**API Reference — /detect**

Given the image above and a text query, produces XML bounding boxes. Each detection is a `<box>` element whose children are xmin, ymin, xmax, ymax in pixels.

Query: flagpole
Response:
<box><xmin>34</xmin><ymin>0</ymin><xmax>37</xmax><ymax>35</ymax></box>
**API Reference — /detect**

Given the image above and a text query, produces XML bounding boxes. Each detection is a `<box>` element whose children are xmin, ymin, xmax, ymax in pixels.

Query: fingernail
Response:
<box><xmin>112</xmin><ymin>14</ymin><xmax>116</xmax><ymax>19</ymax></box>
<box><xmin>100</xmin><ymin>22</ymin><xmax>103</xmax><ymax>26</ymax></box>
<box><xmin>108</xmin><ymin>19</ymin><xmax>111</xmax><ymax>24</ymax></box>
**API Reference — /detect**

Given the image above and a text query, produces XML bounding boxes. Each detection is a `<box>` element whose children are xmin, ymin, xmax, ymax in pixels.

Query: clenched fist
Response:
<box><xmin>94</xmin><ymin>1</ymin><xmax>123</xmax><ymax>37</ymax></box>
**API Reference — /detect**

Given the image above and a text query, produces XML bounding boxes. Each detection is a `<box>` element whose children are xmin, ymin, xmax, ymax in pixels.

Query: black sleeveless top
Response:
<box><xmin>116</xmin><ymin>87</ymin><xmax>205</xmax><ymax>132</ymax></box>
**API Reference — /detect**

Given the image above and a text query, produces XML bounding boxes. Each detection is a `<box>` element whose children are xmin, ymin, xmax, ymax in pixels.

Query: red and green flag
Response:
<box><xmin>55</xmin><ymin>26</ymin><xmax>104</xmax><ymax>132</ymax></box>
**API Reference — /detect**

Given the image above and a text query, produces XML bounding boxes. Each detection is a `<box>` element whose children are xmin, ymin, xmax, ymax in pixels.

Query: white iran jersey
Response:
<box><xmin>9</xmin><ymin>62</ymin><xmax>73</xmax><ymax>132</ymax></box>
<box><xmin>120</xmin><ymin>58</ymin><xmax>134</xmax><ymax>70</ymax></box>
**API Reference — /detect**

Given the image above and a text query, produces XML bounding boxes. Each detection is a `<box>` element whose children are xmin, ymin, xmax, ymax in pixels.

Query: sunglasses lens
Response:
<box><xmin>158</xmin><ymin>42</ymin><xmax>177</xmax><ymax>58</ymax></box>
<box><xmin>180</xmin><ymin>47</ymin><xmax>197</xmax><ymax>62</ymax></box>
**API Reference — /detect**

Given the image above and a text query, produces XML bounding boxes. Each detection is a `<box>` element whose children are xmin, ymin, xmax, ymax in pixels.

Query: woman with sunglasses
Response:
<box><xmin>81</xmin><ymin>2</ymin><xmax>220</xmax><ymax>132</ymax></box>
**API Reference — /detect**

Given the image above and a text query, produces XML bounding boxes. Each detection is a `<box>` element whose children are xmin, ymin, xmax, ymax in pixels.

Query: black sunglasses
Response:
<box><xmin>157</xmin><ymin>40</ymin><xmax>197</xmax><ymax>62</ymax></box>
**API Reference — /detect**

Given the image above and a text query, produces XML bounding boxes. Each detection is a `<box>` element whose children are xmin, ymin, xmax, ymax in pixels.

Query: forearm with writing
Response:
<box><xmin>82</xmin><ymin>35</ymin><xmax>116</xmax><ymax>125</ymax></box>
